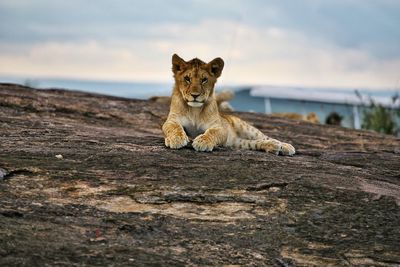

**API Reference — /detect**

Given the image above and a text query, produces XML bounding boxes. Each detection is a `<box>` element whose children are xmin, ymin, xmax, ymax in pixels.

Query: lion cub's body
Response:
<box><xmin>162</xmin><ymin>54</ymin><xmax>295</xmax><ymax>155</ymax></box>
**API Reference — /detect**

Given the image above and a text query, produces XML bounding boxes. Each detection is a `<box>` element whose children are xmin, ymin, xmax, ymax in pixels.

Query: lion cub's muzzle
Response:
<box><xmin>187</xmin><ymin>92</ymin><xmax>206</xmax><ymax>107</ymax></box>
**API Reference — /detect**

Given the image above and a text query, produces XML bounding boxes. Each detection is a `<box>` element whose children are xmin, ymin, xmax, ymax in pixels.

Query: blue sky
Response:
<box><xmin>0</xmin><ymin>0</ymin><xmax>399</xmax><ymax>89</ymax></box>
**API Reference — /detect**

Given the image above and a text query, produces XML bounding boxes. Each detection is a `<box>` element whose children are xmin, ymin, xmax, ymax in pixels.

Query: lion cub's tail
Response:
<box><xmin>216</xmin><ymin>90</ymin><xmax>235</xmax><ymax>112</ymax></box>
<box><xmin>216</xmin><ymin>90</ymin><xmax>234</xmax><ymax>104</ymax></box>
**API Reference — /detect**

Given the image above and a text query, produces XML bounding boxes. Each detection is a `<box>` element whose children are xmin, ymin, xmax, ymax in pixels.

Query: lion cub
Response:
<box><xmin>162</xmin><ymin>54</ymin><xmax>295</xmax><ymax>156</ymax></box>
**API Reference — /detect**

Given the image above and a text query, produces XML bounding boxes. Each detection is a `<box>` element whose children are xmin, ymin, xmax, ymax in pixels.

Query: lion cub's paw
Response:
<box><xmin>280</xmin><ymin>142</ymin><xmax>295</xmax><ymax>156</ymax></box>
<box><xmin>260</xmin><ymin>139</ymin><xmax>282</xmax><ymax>155</ymax></box>
<box><xmin>192</xmin><ymin>134</ymin><xmax>215</xmax><ymax>152</ymax></box>
<box><xmin>165</xmin><ymin>132</ymin><xmax>189</xmax><ymax>149</ymax></box>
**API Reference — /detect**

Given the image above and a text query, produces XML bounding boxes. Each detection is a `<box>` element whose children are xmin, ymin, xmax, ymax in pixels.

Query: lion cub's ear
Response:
<box><xmin>207</xmin><ymin>57</ymin><xmax>224</xmax><ymax>78</ymax></box>
<box><xmin>172</xmin><ymin>54</ymin><xmax>187</xmax><ymax>74</ymax></box>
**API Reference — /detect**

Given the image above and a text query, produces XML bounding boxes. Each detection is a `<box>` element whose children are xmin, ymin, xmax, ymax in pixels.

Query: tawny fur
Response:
<box><xmin>162</xmin><ymin>54</ymin><xmax>295</xmax><ymax>155</ymax></box>
<box><xmin>274</xmin><ymin>112</ymin><xmax>320</xmax><ymax>124</ymax></box>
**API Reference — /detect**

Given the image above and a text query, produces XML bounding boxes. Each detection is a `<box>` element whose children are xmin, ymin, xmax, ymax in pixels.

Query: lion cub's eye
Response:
<box><xmin>201</xmin><ymin>77</ymin><xmax>208</xmax><ymax>84</ymax></box>
<box><xmin>184</xmin><ymin>76</ymin><xmax>191</xmax><ymax>84</ymax></box>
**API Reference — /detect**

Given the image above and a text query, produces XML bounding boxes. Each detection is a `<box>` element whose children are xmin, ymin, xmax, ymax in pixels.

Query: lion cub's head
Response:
<box><xmin>172</xmin><ymin>54</ymin><xmax>224</xmax><ymax>108</ymax></box>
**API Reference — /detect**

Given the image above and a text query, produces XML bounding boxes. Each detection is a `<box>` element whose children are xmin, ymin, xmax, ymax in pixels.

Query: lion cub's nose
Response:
<box><xmin>191</xmin><ymin>92</ymin><xmax>201</xmax><ymax>99</ymax></box>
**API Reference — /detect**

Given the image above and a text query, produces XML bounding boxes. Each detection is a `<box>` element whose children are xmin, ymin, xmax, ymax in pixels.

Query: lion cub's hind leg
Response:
<box><xmin>228</xmin><ymin>116</ymin><xmax>296</xmax><ymax>156</ymax></box>
<box><xmin>233</xmin><ymin>138</ymin><xmax>281</xmax><ymax>155</ymax></box>
<box><xmin>229</xmin><ymin>116</ymin><xmax>265</xmax><ymax>140</ymax></box>
<box><xmin>233</xmin><ymin>138</ymin><xmax>295</xmax><ymax>156</ymax></box>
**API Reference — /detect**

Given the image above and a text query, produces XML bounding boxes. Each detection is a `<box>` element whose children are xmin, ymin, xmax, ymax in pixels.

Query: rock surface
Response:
<box><xmin>0</xmin><ymin>83</ymin><xmax>399</xmax><ymax>266</ymax></box>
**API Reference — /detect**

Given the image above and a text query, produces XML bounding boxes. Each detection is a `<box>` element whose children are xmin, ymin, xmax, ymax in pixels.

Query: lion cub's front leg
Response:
<box><xmin>162</xmin><ymin>120</ymin><xmax>189</xmax><ymax>149</ymax></box>
<box><xmin>192</xmin><ymin>127</ymin><xmax>227</xmax><ymax>152</ymax></box>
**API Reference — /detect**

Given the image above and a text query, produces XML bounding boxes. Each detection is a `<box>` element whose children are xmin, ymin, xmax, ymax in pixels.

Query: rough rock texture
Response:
<box><xmin>0</xmin><ymin>83</ymin><xmax>399</xmax><ymax>266</ymax></box>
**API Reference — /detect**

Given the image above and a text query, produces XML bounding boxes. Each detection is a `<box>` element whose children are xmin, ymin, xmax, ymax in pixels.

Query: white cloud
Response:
<box><xmin>0</xmin><ymin>41</ymin><xmax>169</xmax><ymax>82</ymax></box>
<box><xmin>0</xmin><ymin>19</ymin><xmax>399</xmax><ymax>89</ymax></box>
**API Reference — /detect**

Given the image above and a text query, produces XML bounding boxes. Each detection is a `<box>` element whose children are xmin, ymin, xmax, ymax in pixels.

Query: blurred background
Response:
<box><xmin>1</xmin><ymin>0</ymin><xmax>399</xmax><ymax>133</ymax></box>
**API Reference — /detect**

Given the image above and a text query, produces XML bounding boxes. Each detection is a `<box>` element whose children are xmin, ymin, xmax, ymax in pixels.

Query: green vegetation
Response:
<box><xmin>356</xmin><ymin>91</ymin><xmax>400</xmax><ymax>136</ymax></box>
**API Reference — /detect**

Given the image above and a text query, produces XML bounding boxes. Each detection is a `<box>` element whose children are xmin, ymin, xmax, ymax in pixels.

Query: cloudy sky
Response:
<box><xmin>0</xmin><ymin>0</ymin><xmax>399</xmax><ymax>89</ymax></box>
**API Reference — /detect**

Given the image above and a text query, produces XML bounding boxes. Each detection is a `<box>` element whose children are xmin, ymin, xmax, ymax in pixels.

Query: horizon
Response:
<box><xmin>1</xmin><ymin>75</ymin><xmax>398</xmax><ymax>102</ymax></box>
<box><xmin>3</xmin><ymin>74</ymin><xmax>400</xmax><ymax>91</ymax></box>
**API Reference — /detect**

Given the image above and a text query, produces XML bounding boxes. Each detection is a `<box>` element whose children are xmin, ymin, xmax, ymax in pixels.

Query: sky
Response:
<box><xmin>0</xmin><ymin>0</ymin><xmax>400</xmax><ymax>89</ymax></box>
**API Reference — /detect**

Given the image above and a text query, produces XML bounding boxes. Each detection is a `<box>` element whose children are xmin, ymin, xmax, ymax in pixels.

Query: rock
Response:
<box><xmin>0</xmin><ymin>83</ymin><xmax>399</xmax><ymax>266</ymax></box>
<box><xmin>0</xmin><ymin>168</ymin><xmax>7</xmax><ymax>180</ymax></box>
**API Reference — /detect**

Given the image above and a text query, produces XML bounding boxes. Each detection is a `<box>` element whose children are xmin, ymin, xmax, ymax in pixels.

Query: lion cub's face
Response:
<box><xmin>172</xmin><ymin>54</ymin><xmax>224</xmax><ymax>108</ymax></box>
